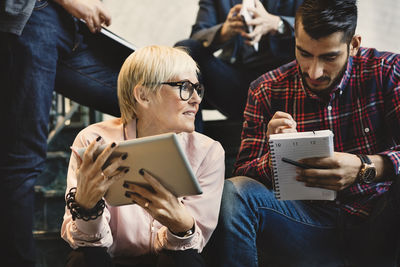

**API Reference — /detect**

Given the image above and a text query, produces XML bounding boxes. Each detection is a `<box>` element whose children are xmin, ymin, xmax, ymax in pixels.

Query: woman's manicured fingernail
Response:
<box><xmin>124</xmin><ymin>168</ymin><xmax>130</xmax><ymax>173</ymax></box>
<box><xmin>122</xmin><ymin>153</ymin><xmax>128</xmax><ymax>160</ymax></box>
<box><xmin>123</xmin><ymin>182</ymin><xmax>129</xmax><ymax>188</ymax></box>
<box><xmin>111</xmin><ymin>142</ymin><xmax>116</xmax><ymax>148</ymax></box>
<box><xmin>96</xmin><ymin>136</ymin><xmax>102</xmax><ymax>142</ymax></box>
<box><xmin>139</xmin><ymin>168</ymin><xmax>144</xmax><ymax>176</ymax></box>
<box><xmin>124</xmin><ymin>191</ymin><xmax>130</xmax><ymax>197</ymax></box>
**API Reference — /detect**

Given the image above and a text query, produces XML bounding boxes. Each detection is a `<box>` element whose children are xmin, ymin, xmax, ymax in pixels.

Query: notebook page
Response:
<box><xmin>269</xmin><ymin>130</ymin><xmax>336</xmax><ymax>200</ymax></box>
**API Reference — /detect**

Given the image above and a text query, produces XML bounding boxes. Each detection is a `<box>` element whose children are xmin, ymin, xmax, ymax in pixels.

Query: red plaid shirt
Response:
<box><xmin>234</xmin><ymin>47</ymin><xmax>400</xmax><ymax>218</ymax></box>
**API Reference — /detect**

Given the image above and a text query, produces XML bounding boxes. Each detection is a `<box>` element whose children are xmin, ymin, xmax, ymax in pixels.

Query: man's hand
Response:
<box><xmin>53</xmin><ymin>0</ymin><xmax>112</xmax><ymax>33</ymax></box>
<box><xmin>242</xmin><ymin>0</ymin><xmax>281</xmax><ymax>46</ymax></box>
<box><xmin>296</xmin><ymin>152</ymin><xmax>361</xmax><ymax>191</ymax></box>
<box><xmin>267</xmin><ymin>111</ymin><xmax>297</xmax><ymax>140</ymax></box>
<box><xmin>218</xmin><ymin>4</ymin><xmax>247</xmax><ymax>44</ymax></box>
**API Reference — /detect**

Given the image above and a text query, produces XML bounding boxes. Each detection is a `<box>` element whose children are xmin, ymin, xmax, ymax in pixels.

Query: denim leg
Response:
<box><xmin>0</xmin><ymin>2</ymin><xmax>62</xmax><ymax>264</ymax></box>
<box><xmin>207</xmin><ymin>176</ymin><xmax>347</xmax><ymax>267</ymax></box>
<box><xmin>0</xmin><ymin>1</ymin><xmax>128</xmax><ymax>265</ymax></box>
<box><xmin>175</xmin><ymin>39</ymin><xmax>264</xmax><ymax>120</ymax></box>
<box><xmin>55</xmin><ymin>24</ymin><xmax>130</xmax><ymax>117</ymax></box>
<box><xmin>207</xmin><ymin>176</ymin><xmax>400</xmax><ymax>266</ymax></box>
<box><xmin>341</xmin><ymin>176</ymin><xmax>400</xmax><ymax>266</ymax></box>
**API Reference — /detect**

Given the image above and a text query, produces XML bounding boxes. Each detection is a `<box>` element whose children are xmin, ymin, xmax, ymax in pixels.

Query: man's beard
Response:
<box><xmin>300</xmin><ymin>59</ymin><xmax>348</xmax><ymax>97</ymax></box>
<box><xmin>300</xmin><ymin>43</ymin><xmax>350</xmax><ymax>97</ymax></box>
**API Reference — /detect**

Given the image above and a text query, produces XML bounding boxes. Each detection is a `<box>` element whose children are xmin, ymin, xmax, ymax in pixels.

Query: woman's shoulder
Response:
<box><xmin>179</xmin><ymin>132</ymin><xmax>225</xmax><ymax>178</ymax></box>
<box><xmin>179</xmin><ymin>131</ymin><xmax>225</xmax><ymax>155</ymax></box>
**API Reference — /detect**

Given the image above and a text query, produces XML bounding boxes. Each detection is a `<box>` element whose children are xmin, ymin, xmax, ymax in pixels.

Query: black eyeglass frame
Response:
<box><xmin>160</xmin><ymin>80</ymin><xmax>204</xmax><ymax>101</ymax></box>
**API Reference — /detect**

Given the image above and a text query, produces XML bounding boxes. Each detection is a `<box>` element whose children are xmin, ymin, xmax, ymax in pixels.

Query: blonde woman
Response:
<box><xmin>61</xmin><ymin>45</ymin><xmax>225</xmax><ymax>267</ymax></box>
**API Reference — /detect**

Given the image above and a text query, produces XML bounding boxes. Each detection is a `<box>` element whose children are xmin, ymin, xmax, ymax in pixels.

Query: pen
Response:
<box><xmin>281</xmin><ymin>157</ymin><xmax>313</xmax><ymax>169</ymax></box>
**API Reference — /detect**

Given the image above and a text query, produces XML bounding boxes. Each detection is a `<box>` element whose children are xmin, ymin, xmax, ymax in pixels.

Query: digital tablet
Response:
<box><xmin>75</xmin><ymin>133</ymin><xmax>202</xmax><ymax>206</ymax></box>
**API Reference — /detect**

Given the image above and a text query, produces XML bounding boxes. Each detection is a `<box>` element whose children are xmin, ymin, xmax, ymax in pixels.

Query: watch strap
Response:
<box><xmin>277</xmin><ymin>19</ymin><xmax>286</xmax><ymax>35</ymax></box>
<box><xmin>357</xmin><ymin>154</ymin><xmax>371</xmax><ymax>164</ymax></box>
<box><xmin>173</xmin><ymin>224</ymin><xmax>195</xmax><ymax>238</ymax></box>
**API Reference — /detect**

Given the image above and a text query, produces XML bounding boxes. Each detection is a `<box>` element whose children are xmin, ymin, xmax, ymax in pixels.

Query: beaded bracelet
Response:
<box><xmin>66</xmin><ymin>187</ymin><xmax>105</xmax><ymax>221</ymax></box>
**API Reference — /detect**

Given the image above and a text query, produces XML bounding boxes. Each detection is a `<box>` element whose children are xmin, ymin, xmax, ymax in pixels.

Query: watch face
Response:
<box><xmin>363</xmin><ymin>167</ymin><xmax>376</xmax><ymax>183</ymax></box>
<box><xmin>277</xmin><ymin>20</ymin><xmax>285</xmax><ymax>34</ymax></box>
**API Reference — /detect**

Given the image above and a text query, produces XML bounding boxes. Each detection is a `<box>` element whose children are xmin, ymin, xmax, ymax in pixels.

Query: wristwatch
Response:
<box><xmin>356</xmin><ymin>154</ymin><xmax>376</xmax><ymax>183</ymax></box>
<box><xmin>277</xmin><ymin>19</ymin><xmax>286</xmax><ymax>35</ymax></box>
<box><xmin>173</xmin><ymin>224</ymin><xmax>195</xmax><ymax>238</ymax></box>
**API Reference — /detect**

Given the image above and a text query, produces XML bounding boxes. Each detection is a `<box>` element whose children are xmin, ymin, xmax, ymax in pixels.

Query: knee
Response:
<box><xmin>220</xmin><ymin>176</ymin><xmax>268</xmax><ymax>216</ymax></box>
<box><xmin>174</xmin><ymin>39</ymin><xmax>206</xmax><ymax>61</ymax></box>
<box><xmin>223</xmin><ymin>176</ymin><xmax>268</xmax><ymax>198</ymax></box>
<box><xmin>174</xmin><ymin>38</ymin><xmax>202</xmax><ymax>50</ymax></box>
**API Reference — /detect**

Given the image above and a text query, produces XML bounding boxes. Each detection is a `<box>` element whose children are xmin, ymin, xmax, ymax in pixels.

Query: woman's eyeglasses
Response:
<box><xmin>161</xmin><ymin>80</ymin><xmax>204</xmax><ymax>101</ymax></box>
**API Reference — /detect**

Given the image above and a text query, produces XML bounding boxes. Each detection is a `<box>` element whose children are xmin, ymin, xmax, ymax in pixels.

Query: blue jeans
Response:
<box><xmin>204</xmin><ymin>177</ymin><xmax>400</xmax><ymax>267</ymax></box>
<box><xmin>0</xmin><ymin>1</ymin><xmax>130</xmax><ymax>265</ymax></box>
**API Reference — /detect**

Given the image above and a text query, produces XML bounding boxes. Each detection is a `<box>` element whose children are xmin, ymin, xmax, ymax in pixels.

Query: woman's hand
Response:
<box><xmin>124</xmin><ymin>169</ymin><xmax>194</xmax><ymax>234</ymax></box>
<box><xmin>242</xmin><ymin>0</ymin><xmax>281</xmax><ymax>46</ymax></box>
<box><xmin>74</xmin><ymin>137</ymin><xmax>129</xmax><ymax>209</ymax></box>
<box><xmin>266</xmin><ymin>111</ymin><xmax>297</xmax><ymax>140</ymax></box>
<box><xmin>53</xmin><ymin>0</ymin><xmax>112</xmax><ymax>33</ymax></box>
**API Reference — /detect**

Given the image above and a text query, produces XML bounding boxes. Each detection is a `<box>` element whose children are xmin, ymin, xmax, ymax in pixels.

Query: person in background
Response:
<box><xmin>62</xmin><ymin>45</ymin><xmax>225</xmax><ymax>267</ymax></box>
<box><xmin>207</xmin><ymin>0</ymin><xmax>400</xmax><ymax>266</ymax></box>
<box><xmin>175</xmin><ymin>0</ymin><xmax>303</xmax><ymax>132</ymax></box>
<box><xmin>0</xmin><ymin>0</ymin><xmax>132</xmax><ymax>265</ymax></box>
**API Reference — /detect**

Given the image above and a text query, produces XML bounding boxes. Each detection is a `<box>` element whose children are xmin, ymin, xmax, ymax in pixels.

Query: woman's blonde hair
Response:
<box><xmin>117</xmin><ymin>45</ymin><xmax>199</xmax><ymax>124</ymax></box>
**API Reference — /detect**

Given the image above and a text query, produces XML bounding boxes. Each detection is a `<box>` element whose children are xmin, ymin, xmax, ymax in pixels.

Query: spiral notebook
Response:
<box><xmin>269</xmin><ymin>130</ymin><xmax>337</xmax><ymax>201</ymax></box>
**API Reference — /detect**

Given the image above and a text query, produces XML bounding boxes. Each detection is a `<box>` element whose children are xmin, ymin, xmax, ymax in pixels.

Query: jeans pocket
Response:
<box><xmin>34</xmin><ymin>0</ymin><xmax>48</xmax><ymax>10</ymax></box>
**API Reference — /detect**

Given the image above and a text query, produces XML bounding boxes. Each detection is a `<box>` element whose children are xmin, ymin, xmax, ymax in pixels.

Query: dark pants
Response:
<box><xmin>204</xmin><ymin>176</ymin><xmax>400</xmax><ymax>267</ymax></box>
<box><xmin>174</xmin><ymin>39</ymin><xmax>268</xmax><ymax>131</ymax></box>
<box><xmin>66</xmin><ymin>247</ymin><xmax>205</xmax><ymax>267</ymax></box>
<box><xmin>0</xmin><ymin>1</ymin><xmax>131</xmax><ymax>266</ymax></box>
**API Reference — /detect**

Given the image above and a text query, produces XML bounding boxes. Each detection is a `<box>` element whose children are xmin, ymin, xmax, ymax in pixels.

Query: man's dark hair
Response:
<box><xmin>295</xmin><ymin>0</ymin><xmax>358</xmax><ymax>44</ymax></box>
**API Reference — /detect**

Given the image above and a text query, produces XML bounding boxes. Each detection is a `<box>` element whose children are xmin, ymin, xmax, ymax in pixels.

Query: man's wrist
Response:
<box><xmin>356</xmin><ymin>154</ymin><xmax>376</xmax><ymax>183</ymax></box>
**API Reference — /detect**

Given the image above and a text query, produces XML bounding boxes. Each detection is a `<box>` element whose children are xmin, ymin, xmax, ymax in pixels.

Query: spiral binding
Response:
<box><xmin>269</xmin><ymin>140</ymin><xmax>281</xmax><ymax>200</ymax></box>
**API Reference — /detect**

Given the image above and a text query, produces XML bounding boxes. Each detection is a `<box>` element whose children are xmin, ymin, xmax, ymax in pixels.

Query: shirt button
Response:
<box><xmin>327</xmin><ymin>105</ymin><xmax>332</xmax><ymax>111</ymax></box>
<box><xmin>364</xmin><ymin>128</ymin><xmax>370</xmax><ymax>133</ymax></box>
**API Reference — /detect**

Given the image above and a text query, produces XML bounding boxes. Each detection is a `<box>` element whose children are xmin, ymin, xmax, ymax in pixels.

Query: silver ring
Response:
<box><xmin>144</xmin><ymin>202</ymin><xmax>149</xmax><ymax>208</ymax></box>
<box><xmin>101</xmin><ymin>172</ymin><xmax>107</xmax><ymax>180</ymax></box>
